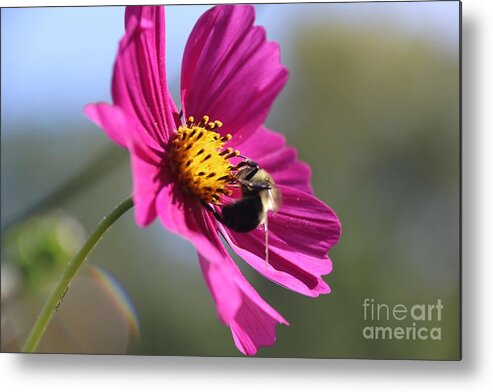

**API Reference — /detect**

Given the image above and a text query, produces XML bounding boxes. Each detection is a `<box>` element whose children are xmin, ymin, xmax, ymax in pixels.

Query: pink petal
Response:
<box><xmin>128</xmin><ymin>143</ymin><xmax>165</xmax><ymax>227</ymax></box>
<box><xmin>83</xmin><ymin>102</ymin><xmax>165</xmax><ymax>227</ymax></box>
<box><xmin>156</xmin><ymin>187</ymin><xmax>242</xmax><ymax>324</ymax></box>
<box><xmin>155</xmin><ymin>181</ymin><xmax>239</xmax><ymax>325</ymax></box>
<box><xmin>270</xmin><ymin>185</ymin><xmax>341</xmax><ymax>252</ymax></box>
<box><xmin>83</xmin><ymin>103</ymin><xmax>128</xmax><ymax>147</ymax></box>
<box><xmin>229</xmin><ymin>273</ymin><xmax>289</xmax><ymax>356</ymax></box>
<box><xmin>113</xmin><ymin>6</ymin><xmax>178</xmax><ymax>147</ymax></box>
<box><xmin>156</xmin><ymin>187</ymin><xmax>287</xmax><ymax>355</ymax></box>
<box><xmin>155</xmin><ymin>179</ymin><xmax>229</xmax><ymax>261</ymax></box>
<box><xmin>181</xmin><ymin>5</ymin><xmax>288</xmax><ymax>144</ymax></box>
<box><xmin>221</xmin><ymin>185</ymin><xmax>341</xmax><ymax>297</ymax></box>
<box><xmin>234</xmin><ymin>126</ymin><xmax>313</xmax><ymax>194</ymax></box>
<box><xmin>197</xmin><ymin>250</ymin><xmax>242</xmax><ymax>325</ymax></box>
<box><xmin>197</xmin><ymin>211</ymin><xmax>245</xmax><ymax>324</ymax></box>
<box><xmin>198</xmin><ymin>213</ymin><xmax>287</xmax><ymax>355</ymax></box>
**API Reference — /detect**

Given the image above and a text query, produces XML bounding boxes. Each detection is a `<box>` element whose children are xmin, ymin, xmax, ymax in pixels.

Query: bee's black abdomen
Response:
<box><xmin>221</xmin><ymin>196</ymin><xmax>264</xmax><ymax>233</ymax></box>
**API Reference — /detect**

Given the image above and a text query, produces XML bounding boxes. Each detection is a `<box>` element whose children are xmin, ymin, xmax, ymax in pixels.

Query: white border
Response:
<box><xmin>2</xmin><ymin>0</ymin><xmax>493</xmax><ymax>390</ymax></box>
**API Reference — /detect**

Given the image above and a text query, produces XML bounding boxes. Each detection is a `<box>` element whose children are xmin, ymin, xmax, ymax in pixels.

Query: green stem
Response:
<box><xmin>21</xmin><ymin>196</ymin><xmax>134</xmax><ymax>352</ymax></box>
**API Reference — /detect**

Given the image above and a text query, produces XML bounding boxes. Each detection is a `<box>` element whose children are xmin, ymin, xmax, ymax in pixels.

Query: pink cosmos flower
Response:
<box><xmin>84</xmin><ymin>5</ymin><xmax>341</xmax><ymax>355</ymax></box>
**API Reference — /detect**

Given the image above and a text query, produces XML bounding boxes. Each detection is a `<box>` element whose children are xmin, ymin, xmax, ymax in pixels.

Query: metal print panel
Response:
<box><xmin>1</xmin><ymin>1</ymin><xmax>461</xmax><ymax>359</ymax></box>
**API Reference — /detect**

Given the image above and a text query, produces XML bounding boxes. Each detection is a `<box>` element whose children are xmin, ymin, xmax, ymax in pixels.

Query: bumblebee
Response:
<box><xmin>206</xmin><ymin>159</ymin><xmax>281</xmax><ymax>263</ymax></box>
<box><xmin>218</xmin><ymin>159</ymin><xmax>281</xmax><ymax>232</ymax></box>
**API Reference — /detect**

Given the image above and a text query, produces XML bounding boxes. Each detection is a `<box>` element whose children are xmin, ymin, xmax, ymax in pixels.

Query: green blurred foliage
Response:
<box><xmin>1</xmin><ymin>18</ymin><xmax>459</xmax><ymax>359</ymax></box>
<box><xmin>2</xmin><ymin>211</ymin><xmax>84</xmax><ymax>291</ymax></box>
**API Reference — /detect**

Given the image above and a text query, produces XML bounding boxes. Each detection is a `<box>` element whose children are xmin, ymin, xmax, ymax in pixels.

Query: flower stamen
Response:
<box><xmin>169</xmin><ymin>115</ymin><xmax>238</xmax><ymax>204</ymax></box>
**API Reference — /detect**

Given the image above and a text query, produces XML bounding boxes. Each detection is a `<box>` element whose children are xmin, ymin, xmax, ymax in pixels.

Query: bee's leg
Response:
<box><xmin>236</xmin><ymin>155</ymin><xmax>259</xmax><ymax>168</ymax></box>
<box><xmin>234</xmin><ymin>158</ymin><xmax>261</xmax><ymax>180</ymax></box>
<box><xmin>201</xmin><ymin>201</ymin><xmax>224</xmax><ymax>224</ymax></box>
<box><xmin>175</xmin><ymin>110</ymin><xmax>184</xmax><ymax>126</ymax></box>
<box><xmin>235</xmin><ymin>166</ymin><xmax>261</xmax><ymax>184</ymax></box>
<box><xmin>264</xmin><ymin>217</ymin><xmax>270</xmax><ymax>267</ymax></box>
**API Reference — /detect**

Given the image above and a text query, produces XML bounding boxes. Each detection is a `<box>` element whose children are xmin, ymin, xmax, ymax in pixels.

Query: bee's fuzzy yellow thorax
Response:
<box><xmin>169</xmin><ymin>115</ymin><xmax>239</xmax><ymax>204</ymax></box>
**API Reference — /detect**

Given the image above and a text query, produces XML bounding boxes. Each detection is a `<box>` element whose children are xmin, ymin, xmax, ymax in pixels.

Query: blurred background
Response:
<box><xmin>1</xmin><ymin>2</ymin><xmax>460</xmax><ymax>359</ymax></box>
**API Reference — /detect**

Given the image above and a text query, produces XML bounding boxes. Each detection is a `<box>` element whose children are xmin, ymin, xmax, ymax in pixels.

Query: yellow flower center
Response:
<box><xmin>169</xmin><ymin>115</ymin><xmax>239</xmax><ymax>204</ymax></box>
